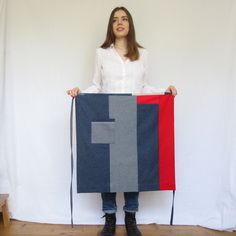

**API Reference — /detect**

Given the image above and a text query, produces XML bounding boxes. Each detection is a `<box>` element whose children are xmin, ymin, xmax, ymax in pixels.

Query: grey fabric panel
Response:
<box><xmin>109</xmin><ymin>96</ymin><xmax>138</xmax><ymax>192</ymax></box>
<box><xmin>91</xmin><ymin>121</ymin><xmax>115</xmax><ymax>144</ymax></box>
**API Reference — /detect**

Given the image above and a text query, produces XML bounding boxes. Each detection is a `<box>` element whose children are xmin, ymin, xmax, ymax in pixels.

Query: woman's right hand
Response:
<box><xmin>67</xmin><ymin>87</ymin><xmax>81</xmax><ymax>97</ymax></box>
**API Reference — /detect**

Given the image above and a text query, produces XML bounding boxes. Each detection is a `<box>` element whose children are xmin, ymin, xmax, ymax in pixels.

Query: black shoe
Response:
<box><xmin>125</xmin><ymin>212</ymin><xmax>142</xmax><ymax>236</ymax></box>
<box><xmin>100</xmin><ymin>213</ymin><xmax>116</xmax><ymax>236</ymax></box>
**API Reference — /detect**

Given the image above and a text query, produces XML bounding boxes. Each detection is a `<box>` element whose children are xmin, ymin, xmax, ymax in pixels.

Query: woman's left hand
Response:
<box><xmin>165</xmin><ymin>85</ymin><xmax>177</xmax><ymax>96</ymax></box>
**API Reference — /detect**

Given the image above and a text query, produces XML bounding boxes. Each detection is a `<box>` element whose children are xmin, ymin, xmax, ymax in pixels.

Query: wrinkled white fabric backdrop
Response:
<box><xmin>0</xmin><ymin>0</ymin><xmax>236</xmax><ymax>231</ymax></box>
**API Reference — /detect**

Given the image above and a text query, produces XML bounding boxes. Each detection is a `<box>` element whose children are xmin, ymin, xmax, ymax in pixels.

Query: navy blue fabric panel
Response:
<box><xmin>76</xmin><ymin>94</ymin><xmax>112</xmax><ymax>192</ymax></box>
<box><xmin>137</xmin><ymin>104</ymin><xmax>159</xmax><ymax>191</ymax></box>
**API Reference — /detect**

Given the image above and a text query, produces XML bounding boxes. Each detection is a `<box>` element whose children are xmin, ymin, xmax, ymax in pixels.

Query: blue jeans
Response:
<box><xmin>101</xmin><ymin>192</ymin><xmax>139</xmax><ymax>214</ymax></box>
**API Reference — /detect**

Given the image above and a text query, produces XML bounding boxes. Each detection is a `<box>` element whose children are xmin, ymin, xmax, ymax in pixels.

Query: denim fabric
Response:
<box><xmin>101</xmin><ymin>192</ymin><xmax>139</xmax><ymax>213</ymax></box>
<box><xmin>76</xmin><ymin>94</ymin><xmax>175</xmax><ymax>193</ymax></box>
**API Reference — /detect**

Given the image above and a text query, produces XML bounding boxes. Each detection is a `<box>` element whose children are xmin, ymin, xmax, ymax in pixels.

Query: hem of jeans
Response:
<box><xmin>103</xmin><ymin>209</ymin><xmax>117</xmax><ymax>214</ymax></box>
<box><xmin>123</xmin><ymin>208</ymin><xmax>138</xmax><ymax>213</ymax></box>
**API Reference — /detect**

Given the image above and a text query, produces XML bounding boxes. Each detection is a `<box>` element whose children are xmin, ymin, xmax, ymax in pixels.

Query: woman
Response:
<box><xmin>67</xmin><ymin>6</ymin><xmax>177</xmax><ymax>236</ymax></box>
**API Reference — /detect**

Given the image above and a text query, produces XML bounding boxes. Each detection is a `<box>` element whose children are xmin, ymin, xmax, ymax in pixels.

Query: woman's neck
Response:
<box><xmin>114</xmin><ymin>38</ymin><xmax>128</xmax><ymax>50</ymax></box>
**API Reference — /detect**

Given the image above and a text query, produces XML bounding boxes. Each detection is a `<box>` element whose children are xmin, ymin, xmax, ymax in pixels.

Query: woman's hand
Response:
<box><xmin>67</xmin><ymin>87</ymin><xmax>81</xmax><ymax>97</ymax></box>
<box><xmin>165</xmin><ymin>85</ymin><xmax>177</xmax><ymax>96</ymax></box>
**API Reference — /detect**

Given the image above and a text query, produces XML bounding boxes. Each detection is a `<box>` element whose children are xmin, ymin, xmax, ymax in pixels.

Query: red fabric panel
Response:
<box><xmin>137</xmin><ymin>95</ymin><xmax>175</xmax><ymax>190</ymax></box>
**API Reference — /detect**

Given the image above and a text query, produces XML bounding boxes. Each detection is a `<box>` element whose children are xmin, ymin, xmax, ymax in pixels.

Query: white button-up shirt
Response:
<box><xmin>83</xmin><ymin>44</ymin><xmax>164</xmax><ymax>94</ymax></box>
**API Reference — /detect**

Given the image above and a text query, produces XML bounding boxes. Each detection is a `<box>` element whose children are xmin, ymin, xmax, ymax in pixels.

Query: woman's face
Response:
<box><xmin>112</xmin><ymin>10</ymin><xmax>129</xmax><ymax>39</ymax></box>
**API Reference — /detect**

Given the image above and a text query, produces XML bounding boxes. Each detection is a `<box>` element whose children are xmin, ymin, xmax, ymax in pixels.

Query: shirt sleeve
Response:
<box><xmin>142</xmin><ymin>50</ymin><xmax>165</xmax><ymax>94</ymax></box>
<box><xmin>82</xmin><ymin>48</ymin><xmax>102</xmax><ymax>93</ymax></box>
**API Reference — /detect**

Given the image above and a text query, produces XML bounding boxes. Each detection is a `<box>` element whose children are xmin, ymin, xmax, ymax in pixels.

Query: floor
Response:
<box><xmin>0</xmin><ymin>219</ymin><xmax>236</xmax><ymax>236</ymax></box>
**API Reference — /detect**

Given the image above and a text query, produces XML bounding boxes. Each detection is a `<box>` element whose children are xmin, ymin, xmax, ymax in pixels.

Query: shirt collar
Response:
<box><xmin>110</xmin><ymin>43</ymin><xmax>130</xmax><ymax>63</ymax></box>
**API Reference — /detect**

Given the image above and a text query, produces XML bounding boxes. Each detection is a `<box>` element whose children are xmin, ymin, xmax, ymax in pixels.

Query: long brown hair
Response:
<box><xmin>100</xmin><ymin>6</ymin><xmax>143</xmax><ymax>61</ymax></box>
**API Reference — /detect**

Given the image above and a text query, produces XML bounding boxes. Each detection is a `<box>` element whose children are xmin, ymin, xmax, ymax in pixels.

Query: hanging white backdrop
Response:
<box><xmin>0</xmin><ymin>0</ymin><xmax>236</xmax><ymax>231</ymax></box>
